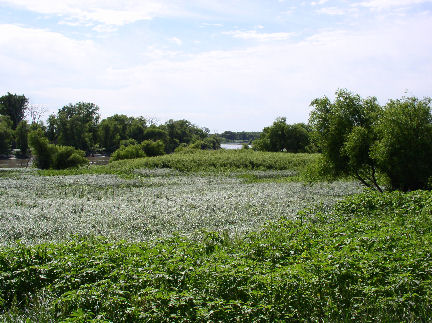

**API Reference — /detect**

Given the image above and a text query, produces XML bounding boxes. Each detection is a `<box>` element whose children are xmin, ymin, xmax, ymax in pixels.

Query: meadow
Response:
<box><xmin>0</xmin><ymin>150</ymin><xmax>431</xmax><ymax>321</ymax></box>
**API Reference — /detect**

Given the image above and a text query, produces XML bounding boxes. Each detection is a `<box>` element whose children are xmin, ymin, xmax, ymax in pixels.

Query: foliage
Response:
<box><xmin>176</xmin><ymin>135</ymin><xmax>221</xmax><ymax>152</ymax></box>
<box><xmin>48</xmin><ymin>102</ymin><xmax>100</xmax><ymax>153</ymax></box>
<box><xmin>163</xmin><ymin>119</ymin><xmax>208</xmax><ymax>153</ymax></box>
<box><xmin>309</xmin><ymin>90</ymin><xmax>432</xmax><ymax>191</ymax></box>
<box><xmin>141</xmin><ymin>140</ymin><xmax>165</xmax><ymax>157</ymax></box>
<box><xmin>28</xmin><ymin>129</ymin><xmax>88</xmax><ymax>170</ymax></box>
<box><xmin>28</xmin><ymin>129</ymin><xmax>54</xmax><ymax>169</ymax></box>
<box><xmin>0</xmin><ymin>116</ymin><xmax>13</xmax><ymax>156</ymax></box>
<box><xmin>143</xmin><ymin>125</ymin><xmax>168</xmax><ymax>143</ymax></box>
<box><xmin>0</xmin><ymin>190</ymin><xmax>431</xmax><ymax>321</ymax></box>
<box><xmin>0</xmin><ymin>92</ymin><xmax>28</xmax><ymax>129</ymax></box>
<box><xmin>110</xmin><ymin>144</ymin><xmax>145</xmax><ymax>161</ymax></box>
<box><xmin>371</xmin><ymin>97</ymin><xmax>432</xmax><ymax>191</ymax></box>
<box><xmin>253</xmin><ymin>118</ymin><xmax>311</xmax><ymax>153</ymax></box>
<box><xmin>309</xmin><ymin>90</ymin><xmax>383</xmax><ymax>191</ymax></box>
<box><xmin>14</xmin><ymin>120</ymin><xmax>29</xmax><ymax>158</ymax></box>
<box><xmin>107</xmin><ymin>149</ymin><xmax>319</xmax><ymax>173</ymax></box>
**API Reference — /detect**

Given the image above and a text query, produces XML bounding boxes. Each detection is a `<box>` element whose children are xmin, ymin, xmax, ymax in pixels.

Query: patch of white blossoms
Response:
<box><xmin>0</xmin><ymin>170</ymin><xmax>361</xmax><ymax>245</ymax></box>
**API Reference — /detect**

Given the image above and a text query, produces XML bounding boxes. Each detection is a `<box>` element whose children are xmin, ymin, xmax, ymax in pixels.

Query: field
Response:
<box><xmin>1</xmin><ymin>150</ymin><xmax>431</xmax><ymax>321</ymax></box>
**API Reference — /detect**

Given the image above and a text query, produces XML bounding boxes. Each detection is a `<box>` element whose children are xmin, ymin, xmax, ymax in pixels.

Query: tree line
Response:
<box><xmin>0</xmin><ymin>93</ymin><xmax>220</xmax><ymax>161</ymax></box>
<box><xmin>2</xmin><ymin>90</ymin><xmax>431</xmax><ymax>192</ymax></box>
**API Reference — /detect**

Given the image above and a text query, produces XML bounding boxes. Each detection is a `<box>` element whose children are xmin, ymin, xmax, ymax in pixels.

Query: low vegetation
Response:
<box><xmin>1</xmin><ymin>189</ymin><xmax>431</xmax><ymax>321</ymax></box>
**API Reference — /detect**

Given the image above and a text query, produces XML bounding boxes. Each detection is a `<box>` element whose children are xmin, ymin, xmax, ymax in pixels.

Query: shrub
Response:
<box><xmin>141</xmin><ymin>140</ymin><xmax>165</xmax><ymax>157</ymax></box>
<box><xmin>110</xmin><ymin>144</ymin><xmax>145</xmax><ymax>161</ymax></box>
<box><xmin>51</xmin><ymin>145</ymin><xmax>88</xmax><ymax>169</ymax></box>
<box><xmin>28</xmin><ymin>129</ymin><xmax>88</xmax><ymax>169</ymax></box>
<box><xmin>371</xmin><ymin>97</ymin><xmax>432</xmax><ymax>191</ymax></box>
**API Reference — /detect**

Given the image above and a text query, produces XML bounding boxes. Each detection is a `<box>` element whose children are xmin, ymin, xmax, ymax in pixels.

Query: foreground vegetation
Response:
<box><xmin>1</xmin><ymin>189</ymin><xmax>431</xmax><ymax>321</ymax></box>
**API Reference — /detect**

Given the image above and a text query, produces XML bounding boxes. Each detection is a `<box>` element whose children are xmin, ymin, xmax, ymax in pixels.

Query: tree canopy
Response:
<box><xmin>0</xmin><ymin>92</ymin><xmax>28</xmax><ymax>129</ymax></box>
<box><xmin>309</xmin><ymin>89</ymin><xmax>432</xmax><ymax>191</ymax></box>
<box><xmin>253</xmin><ymin>118</ymin><xmax>311</xmax><ymax>153</ymax></box>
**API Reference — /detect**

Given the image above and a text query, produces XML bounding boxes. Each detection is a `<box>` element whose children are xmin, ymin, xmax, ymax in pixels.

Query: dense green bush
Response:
<box><xmin>372</xmin><ymin>97</ymin><xmax>432</xmax><ymax>191</ymax></box>
<box><xmin>141</xmin><ymin>139</ymin><xmax>165</xmax><ymax>157</ymax></box>
<box><xmin>28</xmin><ymin>130</ymin><xmax>88</xmax><ymax>169</ymax></box>
<box><xmin>110</xmin><ymin>144</ymin><xmax>145</xmax><ymax>161</ymax></box>
<box><xmin>1</xmin><ymin>190</ymin><xmax>431</xmax><ymax>321</ymax></box>
<box><xmin>309</xmin><ymin>90</ymin><xmax>432</xmax><ymax>191</ymax></box>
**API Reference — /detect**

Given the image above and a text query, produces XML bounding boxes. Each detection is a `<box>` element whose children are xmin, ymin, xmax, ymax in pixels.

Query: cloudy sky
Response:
<box><xmin>0</xmin><ymin>0</ymin><xmax>431</xmax><ymax>131</ymax></box>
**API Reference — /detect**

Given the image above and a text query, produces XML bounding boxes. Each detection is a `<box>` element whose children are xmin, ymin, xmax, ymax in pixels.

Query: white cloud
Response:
<box><xmin>311</xmin><ymin>0</ymin><xmax>329</xmax><ymax>6</ymax></box>
<box><xmin>0</xmin><ymin>0</ymin><xmax>170</xmax><ymax>27</ymax></box>
<box><xmin>358</xmin><ymin>0</ymin><xmax>432</xmax><ymax>9</ymax></box>
<box><xmin>223</xmin><ymin>30</ymin><xmax>295</xmax><ymax>41</ymax></box>
<box><xmin>317</xmin><ymin>6</ymin><xmax>347</xmax><ymax>15</ymax></box>
<box><xmin>170</xmin><ymin>37</ymin><xmax>183</xmax><ymax>46</ymax></box>
<box><xmin>1</xmin><ymin>12</ymin><xmax>431</xmax><ymax>130</ymax></box>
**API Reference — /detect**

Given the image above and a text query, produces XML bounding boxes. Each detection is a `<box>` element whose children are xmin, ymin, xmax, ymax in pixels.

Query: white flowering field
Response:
<box><xmin>0</xmin><ymin>168</ymin><xmax>361</xmax><ymax>245</ymax></box>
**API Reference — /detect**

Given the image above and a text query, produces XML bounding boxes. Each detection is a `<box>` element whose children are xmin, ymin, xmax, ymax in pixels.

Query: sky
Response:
<box><xmin>0</xmin><ymin>0</ymin><xmax>431</xmax><ymax>132</ymax></box>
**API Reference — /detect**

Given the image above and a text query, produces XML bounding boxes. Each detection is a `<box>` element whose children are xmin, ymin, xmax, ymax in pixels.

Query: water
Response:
<box><xmin>0</xmin><ymin>155</ymin><xmax>110</xmax><ymax>168</ymax></box>
<box><xmin>221</xmin><ymin>143</ymin><xmax>250</xmax><ymax>150</ymax></box>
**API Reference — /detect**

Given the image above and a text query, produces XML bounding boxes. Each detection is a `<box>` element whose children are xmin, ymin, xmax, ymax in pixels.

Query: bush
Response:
<box><xmin>371</xmin><ymin>97</ymin><xmax>432</xmax><ymax>191</ymax></box>
<box><xmin>28</xmin><ymin>129</ymin><xmax>88</xmax><ymax>169</ymax></box>
<box><xmin>141</xmin><ymin>140</ymin><xmax>165</xmax><ymax>157</ymax></box>
<box><xmin>309</xmin><ymin>90</ymin><xmax>432</xmax><ymax>191</ymax></box>
<box><xmin>110</xmin><ymin>144</ymin><xmax>145</xmax><ymax>161</ymax></box>
<box><xmin>51</xmin><ymin>146</ymin><xmax>88</xmax><ymax>169</ymax></box>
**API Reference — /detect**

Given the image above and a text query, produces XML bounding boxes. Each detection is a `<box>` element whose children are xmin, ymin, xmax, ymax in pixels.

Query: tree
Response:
<box><xmin>371</xmin><ymin>97</ymin><xmax>432</xmax><ymax>191</ymax></box>
<box><xmin>50</xmin><ymin>102</ymin><xmax>100</xmax><ymax>153</ymax></box>
<box><xmin>15</xmin><ymin>120</ymin><xmax>30</xmax><ymax>158</ymax></box>
<box><xmin>98</xmin><ymin>118</ymin><xmax>121</xmax><ymax>154</ymax></box>
<box><xmin>252</xmin><ymin>118</ymin><xmax>310</xmax><ymax>153</ymax></box>
<box><xmin>0</xmin><ymin>116</ymin><xmax>13</xmax><ymax>156</ymax></box>
<box><xmin>0</xmin><ymin>93</ymin><xmax>28</xmax><ymax>129</ymax></box>
<box><xmin>163</xmin><ymin>119</ymin><xmax>208</xmax><ymax>153</ymax></box>
<box><xmin>309</xmin><ymin>89</ymin><xmax>382</xmax><ymax>191</ymax></box>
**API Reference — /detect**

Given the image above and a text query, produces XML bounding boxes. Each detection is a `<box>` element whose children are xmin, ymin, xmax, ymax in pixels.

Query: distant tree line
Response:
<box><xmin>0</xmin><ymin>93</ymin><xmax>220</xmax><ymax>166</ymax></box>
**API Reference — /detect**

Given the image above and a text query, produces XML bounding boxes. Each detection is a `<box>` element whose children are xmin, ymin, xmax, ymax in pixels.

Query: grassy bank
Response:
<box><xmin>1</xmin><ymin>190</ymin><xmax>431</xmax><ymax>321</ymax></box>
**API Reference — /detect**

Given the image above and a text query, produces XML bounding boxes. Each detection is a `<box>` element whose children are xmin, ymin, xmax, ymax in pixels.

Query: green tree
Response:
<box><xmin>127</xmin><ymin>117</ymin><xmax>147</xmax><ymax>143</ymax></box>
<box><xmin>15</xmin><ymin>120</ymin><xmax>30</xmax><ymax>158</ymax></box>
<box><xmin>253</xmin><ymin>118</ymin><xmax>310</xmax><ymax>153</ymax></box>
<box><xmin>0</xmin><ymin>116</ymin><xmax>13</xmax><ymax>156</ymax></box>
<box><xmin>163</xmin><ymin>119</ymin><xmax>208</xmax><ymax>152</ymax></box>
<box><xmin>371</xmin><ymin>97</ymin><xmax>432</xmax><ymax>191</ymax></box>
<box><xmin>0</xmin><ymin>92</ymin><xmax>28</xmax><ymax>129</ymax></box>
<box><xmin>50</xmin><ymin>102</ymin><xmax>100</xmax><ymax>153</ymax></box>
<box><xmin>98</xmin><ymin>118</ymin><xmax>121</xmax><ymax>154</ymax></box>
<box><xmin>309</xmin><ymin>89</ymin><xmax>382</xmax><ymax>191</ymax></box>
<box><xmin>143</xmin><ymin>126</ymin><xmax>168</xmax><ymax>142</ymax></box>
